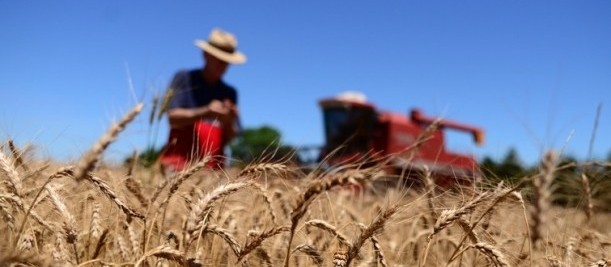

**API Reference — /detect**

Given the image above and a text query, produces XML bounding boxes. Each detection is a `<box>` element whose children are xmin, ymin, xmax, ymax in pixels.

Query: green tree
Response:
<box><xmin>230</xmin><ymin>125</ymin><xmax>299</xmax><ymax>165</ymax></box>
<box><xmin>481</xmin><ymin>148</ymin><xmax>525</xmax><ymax>181</ymax></box>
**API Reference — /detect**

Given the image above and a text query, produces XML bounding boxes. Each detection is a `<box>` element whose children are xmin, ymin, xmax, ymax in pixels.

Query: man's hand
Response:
<box><xmin>206</xmin><ymin>100</ymin><xmax>237</xmax><ymax>124</ymax></box>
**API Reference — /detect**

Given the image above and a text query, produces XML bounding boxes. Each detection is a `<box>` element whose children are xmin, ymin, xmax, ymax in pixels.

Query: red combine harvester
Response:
<box><xmin>317</xmin><ymin>92</ymin><xmax>485</xmax><ymax>186</ymax></box>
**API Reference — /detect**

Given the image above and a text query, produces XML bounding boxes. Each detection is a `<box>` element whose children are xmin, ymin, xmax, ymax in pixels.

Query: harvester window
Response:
<box><xmin>323</xmin><ymin>107</ymin><xmax>375</xmax><ymax>155</ymax></box>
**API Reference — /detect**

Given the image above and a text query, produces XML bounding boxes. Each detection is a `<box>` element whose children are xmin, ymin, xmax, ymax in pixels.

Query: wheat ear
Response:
<box><xmin>430</xmin><ymin>191</ymin><xmax>489</xmax><ymax>238</ymax></box>
<box><xmin>420</xmin><ymin>192</ymin><xmax>489</xmax><ymax>267</ymax></box>
<box><xmin>7</xmin><ymin>139</ymin><xmax>28</xmax><ymax>171</ymax></box>
<box><xmin>45</xmin><ymin>184</ymin><xmax>79</xmax><ymax>263</ymax></box>
<box><xmin>238</xmin><ymin>162</ymin><xmax>291</xmax><ymax>178</ymax></box>
<box><xmin>472</xmin><ymin>242</ymin><xmax>511</xmax><ymax>267</ymax></box>
<box><xmin>134</xmin><ymin>245</ymin><xmax>186</xmax><ymax>267</ymax></box>
<box><xmin>83</xmin><ymin>173</ymin><xmax>144</xmax><ymax>220</ymax></box>
<box><xmin>0</xmin><ymin>149</ymin><xmax>23</xmax><ymax>195</ymax></box>
<box><xmin>294</xmin><ymin>244</ymin><xmax>323</xmax><ymax>267</ymax></box>
<box><xmin>186</xmin><ymin>182</ymin><xmax>251</xmax><ymax>239</ymax></box>
<box><xmin>237</xmin><ymin>226</ymin><xmax>290</xmax><ymax>264</ymax></box>
<box><xmin>446</xmin><ymin>184</ymin><xmax>524</xmax><ymax>265</ymax></box>
<box><xmin>284</xmin><ymin>168</ymin><xmax>371</xmax><ymax>267</ymax></box>
<box><xmin>202</xmin><ymin>224</ymin><xmax>242</xmax><ymax>258</ymax></box>
<box><xmin>250</xmin><ymin>183</ymin><xmax>278</xmax><ymax>225</ymax></box>
<box><xmin>306</xmin><ymin>219</ymin><xmax>350</xmax><ymax>247</ymax></box>
<box><xmin>72</xmin><ymin>103</ymin><xmax>143</xmax><ymax>181</ymax></box>
<box><xmin>124</xmin><ymin>176</ymin><xmax>148</xmax><ymax>209</ymax></box>
<box><xmin>346</xmin><ymin>206</ymin><xmax>398</xmax><ymax>266</ymax></box>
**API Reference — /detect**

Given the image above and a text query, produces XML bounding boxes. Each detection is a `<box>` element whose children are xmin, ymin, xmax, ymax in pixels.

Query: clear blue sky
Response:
<box><xmin>1</xmin><ymin>1</ymin><xmax>610</xmax><ymax>166</ymax></box>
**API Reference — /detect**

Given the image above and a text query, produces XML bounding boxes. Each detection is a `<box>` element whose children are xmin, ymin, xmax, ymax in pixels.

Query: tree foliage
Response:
<box><xmin>229</xmin><ymin>125</ymin><xmax>299</xmax><ymax>165</ymax></box>
<box><xmin>481</xmin><ymin>148</ymin><xmax>528</xmax><ymax>182</ymax></box>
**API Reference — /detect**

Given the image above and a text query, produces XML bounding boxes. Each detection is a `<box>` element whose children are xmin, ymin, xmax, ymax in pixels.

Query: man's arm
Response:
<box><xmin>168</xmin><ymin>100</ymin><xmax>232</xmax><ymax>129</ymax></box>
<box><xmin>221</xmin><ymin>101</ymin><xmax>240</xmax><ymax>143</ymax></box>
<box><xmin>167</xmin><ymin>106</ymin><xmax>209</xmax><ymax>128</ymax></box>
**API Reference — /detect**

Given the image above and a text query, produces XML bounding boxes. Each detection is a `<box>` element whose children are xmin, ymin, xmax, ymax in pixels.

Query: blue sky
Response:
<box><xmin>1</xmin><ymin>1</ymin><xmax>610</xmax><ymax>166</ymax></box>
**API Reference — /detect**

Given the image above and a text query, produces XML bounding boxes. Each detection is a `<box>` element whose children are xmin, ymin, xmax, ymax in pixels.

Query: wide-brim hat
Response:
<box><xmin>195</xmin><ymin>28</ymin><xmax>246</xmax><ymax>64</ymax></box>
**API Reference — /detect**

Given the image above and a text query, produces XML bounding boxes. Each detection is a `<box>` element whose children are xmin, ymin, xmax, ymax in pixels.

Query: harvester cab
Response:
<box><xmin>318</xmin><ymin>92</ymin><xmax>485</xmax><ymax>186</ymax></box>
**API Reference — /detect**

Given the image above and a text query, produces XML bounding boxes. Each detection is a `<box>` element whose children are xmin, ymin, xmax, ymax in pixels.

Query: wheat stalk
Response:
<box><xmin>581</xmin><ymin>173</ymin><xmax>594</xmax><ymax>221</ymax></box>
<box><xmin>250</xmin><ymin>183</ymin><xmax>278</xmax><ymax>225</ymax></box>
<box><xmin>431</xmin><ymin>191</ymin><xmax>489</xmax><ymax>238</ymax></box>
<box><xmin>284</xmin><ymin>168</ymin><xmax>372</xmax><ymax>267</ymax></box>
<box><xmin>45</xmin><ymin>184</ymin><xmax>79</xmax><ymax>264</ymax></box>
<box><xmin>294</xmin><ymin>244</ymin><xmax>323</xmax><ymax>267</ymax></box>
<box><xmin>238</xmin><ymin>162</ymin><xmax>292</xmax><ymax>178</ymax></box>
<box><xmin>72</xmin><ymin>103</ymin><xmax>143</xmax><ymax>181</ymax></box>
<box><xmin>124</xmin><ymin>176</ymin><xmax>148</xmax><ymax>209</ymax></box>
<box><xmin>7</xmin><ymin>139</ymin><xmax>28</xmax><ymax>171</ymax></box>
<box><xmin>202</xmin><ymin>224</ymin><xmax>242</xmax><ymax>258</ymax></box>
<box><xmin>530</xmin><ymin>150</ymin><xmax>558</xmax><ymax>248</ymax></box>
<box><xmin>346</xmin><ymin>206</ymin><xmax>398</xmax><ymax>266</ymax></box>
<box><xmin>472</xmin><ymin>242</ymin><xmax>510</xmax><ymax>267</ymax></box>
<box><xmin>0</xmin><ymin>149</ymin><xmax>22</xmax><ymax>196</ymax></box>
<box><xmin>187</xmin><ymin>181</ymin><xmax>251</xmax><ymax>235</ymax></box>
<box><xmin>237</xmin><ymin>226</ymin><xmax>290</xmax><ymax>264</ymax></box>
<box><xmin>306</xmin><ymin>219</ymin><xmax>350</xmax><ymax>247</ymax></box>
<box><xmin>84</xmin><ymin>174</ymin><xmax>144</xmax><ymax>220</ymax></box>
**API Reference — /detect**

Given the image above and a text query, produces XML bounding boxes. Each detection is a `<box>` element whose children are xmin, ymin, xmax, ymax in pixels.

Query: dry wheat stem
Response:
<box><xmin>72</xmin><ymin>103</ymin><xmax>143</xmax><ymax>181</ymax></box>
<box><xmin>530</xmin><ymin>151</ymin><xmax>558</xmax><ymax>248</ymax></box>
<box><xmin>581</xmin><ymin>173</ymin><xmax>594</xmax><ymax>221</ymax></box>
<box><xmin>306</xmin><ymin>219</ymin><xmax>350</xmax><ymax>247</ymax></box>
<box><xmin>294</xmin><ymin>244</ymin><xmax>323</xmax><ymax>267</ymax></box>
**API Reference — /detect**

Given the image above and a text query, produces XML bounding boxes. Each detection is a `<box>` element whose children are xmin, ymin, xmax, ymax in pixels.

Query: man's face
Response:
<box><xmin>204</xmin><ymin>52</ymin><xmax>229</xmax><ymax>79</ymax></box>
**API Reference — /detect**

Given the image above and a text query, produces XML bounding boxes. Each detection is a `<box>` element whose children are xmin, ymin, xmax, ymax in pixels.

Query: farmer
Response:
<box><xmin>159</xmin><ymin>28</ymin><xmax>246</xmax><ymax>171</ymax></box>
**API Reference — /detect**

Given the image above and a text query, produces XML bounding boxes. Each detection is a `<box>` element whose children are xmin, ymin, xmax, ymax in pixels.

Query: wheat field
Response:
<box><xmin>1</xmin><ymin>103</ymin><xmax>610</xmax><ymax>267</ymax></box>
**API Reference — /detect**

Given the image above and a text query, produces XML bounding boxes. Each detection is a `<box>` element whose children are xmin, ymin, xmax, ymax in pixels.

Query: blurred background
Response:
<box><xmin>1</xmin><ymin>1</ymin><xmax>610</xmax><ymax>167</ymax></box>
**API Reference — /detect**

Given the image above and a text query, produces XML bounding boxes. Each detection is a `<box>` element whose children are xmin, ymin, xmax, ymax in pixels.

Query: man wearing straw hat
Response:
<box><xmin>160</xmin><ymin>28</ymin><xmax>246</xmax><ymax>171</ymax></box>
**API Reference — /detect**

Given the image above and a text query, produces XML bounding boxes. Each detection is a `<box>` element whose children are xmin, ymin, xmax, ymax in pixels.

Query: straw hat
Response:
<box><xmin>194</xmin><ymin>28</ymin><xmax>247</xmax><ymax>64</ymax></box>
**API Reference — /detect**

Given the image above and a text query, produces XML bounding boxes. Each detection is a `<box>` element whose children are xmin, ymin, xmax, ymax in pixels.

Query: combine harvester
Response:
<box><xmin>315</xmin><ymin>92</ymin><xmax>485</xmax><ymax>187</ymax></box>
